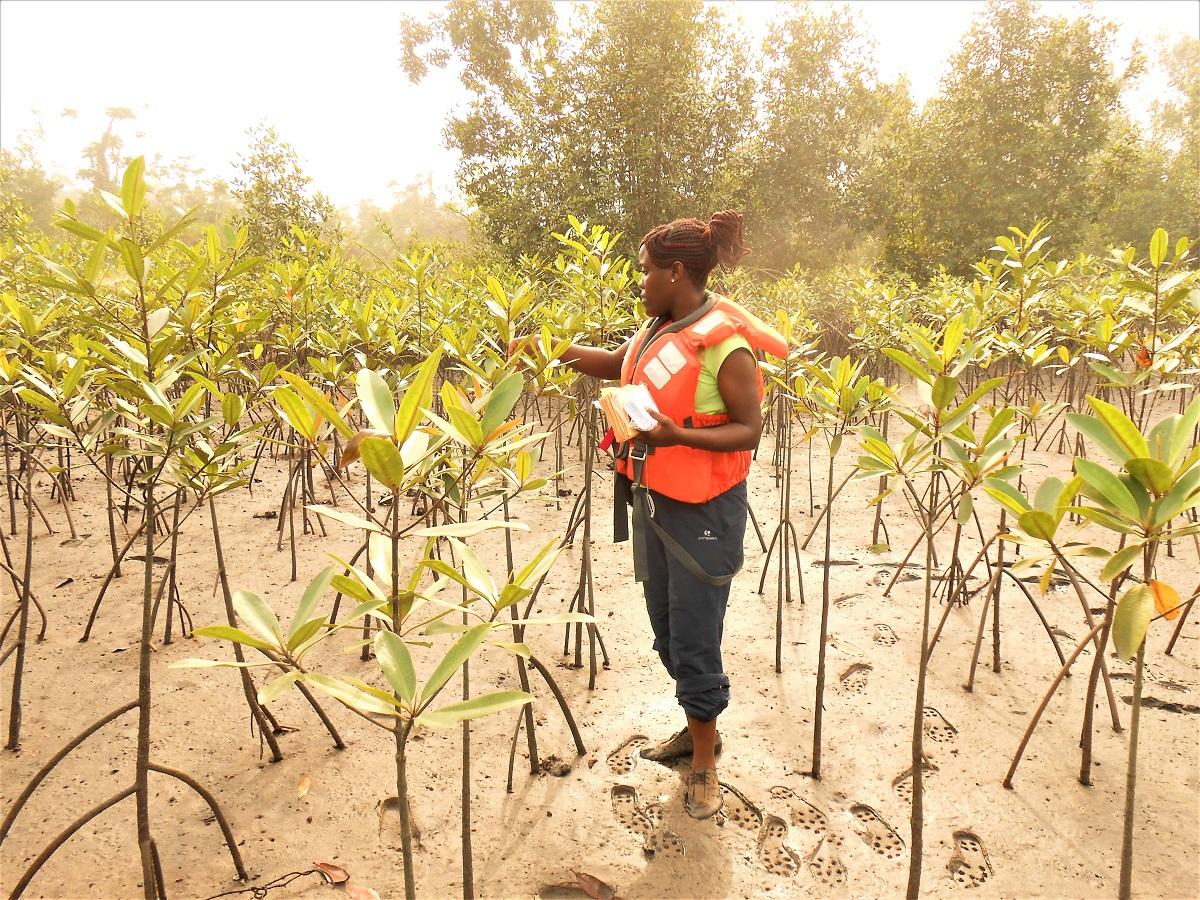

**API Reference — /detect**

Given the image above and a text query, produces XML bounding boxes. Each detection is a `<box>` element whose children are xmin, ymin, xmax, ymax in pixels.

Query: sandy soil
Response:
<box><xmin>1</xmin><ymin>425</ymin><xmax>1198</xmax><ymax>900</ymax></box>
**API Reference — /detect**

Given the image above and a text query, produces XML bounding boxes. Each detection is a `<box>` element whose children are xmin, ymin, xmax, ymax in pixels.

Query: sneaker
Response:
<box><xmin>639</xmin><ymin>727</ymin><xmax>723</xmax><ymax>762</ymax></box>
<box><xmin>685</xmin><ymin>769</ymin><xmax>723</xmax><ymax>819</ymax></box>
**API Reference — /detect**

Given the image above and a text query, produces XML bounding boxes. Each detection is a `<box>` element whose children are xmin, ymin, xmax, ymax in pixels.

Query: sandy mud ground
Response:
<box><xmin>1</xmin><ymin>427</ymin><xmax>1198</xmax><ymax>899</ymax></box>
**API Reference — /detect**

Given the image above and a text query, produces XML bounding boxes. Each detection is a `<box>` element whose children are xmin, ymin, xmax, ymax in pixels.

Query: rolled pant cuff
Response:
<box><xmin>676</xmin><ymin>673</ymin><xmax>730</xmax><ymax>722</ymax></box>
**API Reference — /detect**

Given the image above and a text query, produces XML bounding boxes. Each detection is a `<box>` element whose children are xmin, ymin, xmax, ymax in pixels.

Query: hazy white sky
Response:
<box><xmin>2</xmin><ymin>0</ymin><xmax>1197</xmax><ymax>211</ymax></box>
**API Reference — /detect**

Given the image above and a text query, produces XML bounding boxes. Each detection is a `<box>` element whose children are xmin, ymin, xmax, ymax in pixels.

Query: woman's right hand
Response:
<box><xmin>507</xmin><ymin>335</ymin><xmax>539</xmax><ymax>361</ymax></box>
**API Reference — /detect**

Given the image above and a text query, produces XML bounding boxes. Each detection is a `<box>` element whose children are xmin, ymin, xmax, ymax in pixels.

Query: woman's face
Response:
<box><xmin>638</xmin><ymin>245</ymin><xmax>676</xmax><ymax>318</ymax></box>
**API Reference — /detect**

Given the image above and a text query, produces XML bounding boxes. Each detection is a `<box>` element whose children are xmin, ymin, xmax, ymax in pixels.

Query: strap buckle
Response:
<box><xmin>629</xmin><ymin>442</ymin><xmax>647</xmax><ymax>463</ymax></box>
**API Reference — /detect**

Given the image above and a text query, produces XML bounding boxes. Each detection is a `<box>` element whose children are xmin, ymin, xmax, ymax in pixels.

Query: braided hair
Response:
<box><xmin>640</xmin><ymin>210</ymin><xmax>751</xmax><ymax>289</ymax></box>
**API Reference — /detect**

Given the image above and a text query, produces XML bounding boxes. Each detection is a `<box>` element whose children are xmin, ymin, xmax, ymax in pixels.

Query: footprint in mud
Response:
<box><xmin>606</xmin><ymin>734</ymin><xmax>648</xmax><ymax>775</ymax></box>
<box><xmin>892</xmin><ymin>756</ymin><xmax>940</xmax><ymax>802</ymax></box>
<box><xmin>828</xmin><ymin>635</ymin><xmax>865</xmax><ymax>657</ymax></box>
<box><xmin>948</xmin><ymin>829</ymin><xmax>994</xmax><ymax>888</ymax></box>
<box><xmin>923</xmin><ymin>707</ymin><xmax>958</xmax><ymax>744</ymax></box>
<box><xmin>806</xmin><ymin>831</ymin><xmax>848</xmax><ymax>888</ymax></box>
<box><xmin>643</xmin><ymin>802</ymin><xmax>685</xmax><ymax>858</ymax></box>
<box><xmin>611</xmin><ymin>784</ymin><xmax>654</xmax><ymax>851</ymax></box>
<box><xmin>756</xmin><ymin>814</ymin><xmax>800</xmax><ymax>876</ymax></box>
<box><xmin>768</xmin><ymin>785</ymin><xmax>827</xmax><ymax>836</ymax></box>
<box><xmin>873</xmin><ymin>623</ymin><xmax>898</xmax><ymax>645</ymax></box>
<box><xmin>838</xmin><ymin>662</ymin><xmax>873</xmax><ymax>695</ymax></box>
<box><xmin>850</xmin><ymin>803</ymin><xmax>905</xmax><ymax>860</ymax></box>
<box><xmin>717</xmin><ymin>782</ymin><xmax>763</xmax><ymax>833</ymax></box>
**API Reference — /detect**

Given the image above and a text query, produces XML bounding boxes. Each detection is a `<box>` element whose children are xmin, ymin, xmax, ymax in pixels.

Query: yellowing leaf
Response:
<box><xmin>297</xmin><ymin>772</ymin><xmax>310</xmax><ymax>799</ymax></box>
<box><xmin>1148</xmin><ymin>579</ymin><xmax>1182</xmax><ymax>621</ymax></box>
<box><xmin>1112</xmin><ymin>584</ymin><xmax>1154</xmax><ymax>660</ymax></box>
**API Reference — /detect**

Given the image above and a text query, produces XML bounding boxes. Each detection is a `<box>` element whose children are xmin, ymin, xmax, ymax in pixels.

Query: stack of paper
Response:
<box><xmin>596</xmin><ymin>383</ymin><xmax>660</xmax><ymax>442</ymax></box>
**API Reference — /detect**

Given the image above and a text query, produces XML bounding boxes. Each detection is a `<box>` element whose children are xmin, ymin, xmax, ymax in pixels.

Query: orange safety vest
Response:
<box><xmin>616</xmin><ymin>294</ymin><xmax>789</xmax><ymax>504</ymax></box>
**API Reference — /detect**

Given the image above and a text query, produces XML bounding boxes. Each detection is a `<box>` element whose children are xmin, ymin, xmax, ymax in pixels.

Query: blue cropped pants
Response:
<box><xmin>640</xmin><ymin>480</ymin><xmax>747</xmax><ymax>722</ymax></box>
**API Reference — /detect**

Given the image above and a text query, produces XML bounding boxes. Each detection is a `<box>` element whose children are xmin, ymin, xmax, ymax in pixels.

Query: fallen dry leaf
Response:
<box><xmin>1149</xmin><ymin>580</ymin><xmax>1181</xmax><ymax>621</ymax></box>
<box><xmin>345</xmin><ymin>886</ymin><xmax>382</xmax><ymax>900</ymax></box>
<box><xmin>571</xmin><ymin>870</ymin><xmax>615</xmax><ymax>900</ymax></box>
<box><xmin>297</xmin><ymin>772</ymin><xmax>311</xmax><ymax>799</ymax></box>
<box><xmin>314</xmin><ymin>861</ymin><xmax>349</xmax><ymax>884</ymax></box>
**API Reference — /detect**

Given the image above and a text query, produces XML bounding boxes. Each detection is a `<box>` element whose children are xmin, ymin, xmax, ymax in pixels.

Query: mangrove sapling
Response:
<box><xmin>918</xmin><ymin>408</ymin><xmax>1022</xmax><ymax>660</ymax></box>
<box><xmin>4</xmin><ymin>425</ymin><xmax>34</xmax><ymax>750</ymax></box>
<box><xmin>4</xmin><ymin>157</ymin><xmax>247</xmax><ymax>899</ymax></box>
<box><xmin>178</xmin><ymin>516</ymin><xmax>570</xmax><ymax>900</ymax></box>
<box><xmin>1062</xmin><ymin>396</ymin><xmax>1200</xmax><ymax>882</ymax></box>
<box><xmin>757</xmin><ymin>333</ymin><xmax>808</xmax><ymax>672</ymax></box>
<box><xmin>274</xmin><ymin>353</ymin><xmax>586</xmax><ymax>898</ymax></box>
<box><xmin>799</xmin><ymin>355</ymin><xmax>886</xmax><ymax>779</ymax></box>
<box><xmin>860</xmin><ymin>312</ymin><xmax>1004</xmax><ymax>899</ymax></box>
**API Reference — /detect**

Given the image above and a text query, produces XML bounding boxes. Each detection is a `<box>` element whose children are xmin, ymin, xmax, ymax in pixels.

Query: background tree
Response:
<box><xmin>1148</xmin><ymin>34</ymin><xmax>1200</xmax><ymax>239</ymax></box>
<box><xmin>863</xmin><ymin>0</ymin><xmax>1127</xmax><ymax>274</ymax></box>
<box><xmin>739</xmin><ymin>5</ymin><xmax>897</xmax><ymax>270</ymax></box>
<box><xmin>77</xmin><ymin>106</ymin><xmax>136</xmax><ymax>194</ymax></box>
<box><xmin>231</xmin><ymin>124</ymin><xmax>340</xmax><ymax>255</ymax></box>
<box><xmin>349</xmin><ymin>175</ymin><xmax>470</xmax><ymax>261</ymax></box>
<box><xmin>0</xmin><ymin>143</ymin><xmax>62</xmax><ymax>234</ymax></box>
<box><xmin>400</xmin><ymin>0</ymin><xmax>755</xmax><ymax>257</ymax></box>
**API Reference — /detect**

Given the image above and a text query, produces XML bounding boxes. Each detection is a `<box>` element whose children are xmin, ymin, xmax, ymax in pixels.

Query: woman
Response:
<box><xmin>513</xmin><ymin>211</ymin><xmax>786</xmax><ymax>819</ymax></box>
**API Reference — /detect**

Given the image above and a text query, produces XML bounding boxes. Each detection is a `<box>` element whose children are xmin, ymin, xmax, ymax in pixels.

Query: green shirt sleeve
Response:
<box><xmin>694</xmin><ymin>335</ymin><xmax>753</xmax><ymax>415</ymax></box>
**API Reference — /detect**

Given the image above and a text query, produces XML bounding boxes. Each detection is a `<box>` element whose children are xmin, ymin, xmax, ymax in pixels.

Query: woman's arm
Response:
<box><xmin>639</xmin><ymin>348</ymin><xmax>763</xmax><ymax>451</ymax></box>
<box><xmin>510</xmin><ymin>336</ymin><xmax>630</xmax><ymax>381</ymax></box>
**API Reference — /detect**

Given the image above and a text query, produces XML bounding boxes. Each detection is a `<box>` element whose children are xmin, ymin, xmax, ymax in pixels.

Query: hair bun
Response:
<box><xmin>708</xmin><ymin>210</ymin><xmax>750</xmax><ymax>268</ymax></box>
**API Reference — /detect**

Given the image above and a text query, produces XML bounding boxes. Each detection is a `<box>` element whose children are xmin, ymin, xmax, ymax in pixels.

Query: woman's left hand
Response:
<box><xmin>636</xmin><ymin>409</ymin><xmax>681</xmax><ymax>447</ymax></box>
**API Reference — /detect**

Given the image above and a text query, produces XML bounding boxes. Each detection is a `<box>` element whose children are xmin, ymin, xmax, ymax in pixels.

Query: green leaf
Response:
<box><xmin>1153</xmin><ymin>466</ymin><xmax>1200</xmax><ymax>526</ymax></box>
<box><xmin>192</xmin><ymin>624</ymin><xmax>277</xmax><ymax>653</ymax></box>
<box><xmin>117</xmin><ymin>238</ymin><xmax>144</xmax><ymax>282</ymax></box>
<box><xmin>394</xmin><ymin>350</ymin><xmax>442</xmax><ymax>445</ymax></box>
<box><xmin>360</xmin><ymin>436</ymin><xmax>405</xmax><ymax>488</ymax></box>
<box><xmin>1074</xmin><ymin>458</ymin><xmax>1140</xmax><ymax>522</ymax></box>
<box><xmin>417</xmin><ymin>690</ymin><xmax>533</xmax><ymax>729</ymax></box>
<box><xmin>331</xmin><ymin>573</ymin><xmax>374</xmax><ymax>606</ymax></box>
<box><xmin>882</xmin><ymin>348</ymin><xmax>932</xmax><ymax>384</ymax></box>
<box><xmin>121</xmin><ymin>156</ymin><xmax>147</xmax><ymax>219</ymax></box>
<box><xmin>1148</xmin><ymin>227</ymin><xmax>1168</xmax><ymax>269</ymax></box>
<box><xmin>306</xmin><ymin>504</ymin><xmax>381</xmax><ymax>533</ymax></box>
<box><xmin>1085</xmin><ymin>397</ymin><xmax>1149</xmax><ymax>460</ymax></box>
<box><xmin>357</xmin><ymin>369</ymin><xmax>396</xmax><ymax>436</ymax></box>
<box><xmin>419</xmin><ymin>622</ymin><xmax>493</xmax><ymax>707</ymax></box>
<box><xmin>1018</xmin><ymin>509</ymin><xmax>1057</xmax><ymax>541</ymax></box>
<box><xmin>410</xmin><ymin>520</ymin><xmax>529</xmax><ymax>539</ymax></box>
<box><xmin>1033</xmin><ymin>477</ymin><xmax>1064</xmax><ymax>514</ymax></box>
<box><xmin>1068</xmin><ymin>412</ymin><xmax>1130</xmax><ymax>464</ymax></box>
<box><xmin>279</xmin><ymin>372</ymin><xmax>354</xmax><ymax>439</ymax></box>
<box><xmin>956</xmin><ymin>492</ymin><xmax>974</xmax><ymax>525</ymax></box>
<box><xmin>273</xmin><ymin>386</ymin><xmax>316</xmax><ymax>442</ymax></box>
<box><xmin>257</xmin><ymin>671</ymin><xmax>302</xmax><ymax>705</ymax></box>
<box><xmin>290</xmin><ymin>566</ymin><xmax>335</xmax><ymax>639</ymax></box>
<box><xmin>481</xmin><ymin>371</ymin><xmax>524</xmax><ymax>436</ymax></box>
<box><xmin>1101</xmin><ymin>543</ymin><xmax>1144</xmax><ymax>583</ymax></box>
<box><xmin>1111</xmin><ymin>584</ymin><xmax>1154</xmax><ymax>660</ymax></box>
<box><xmin>55</xmin><ymin>216</ymin><xmax>106</xmax><ymax>242</ymax></box>
<box><xmin>167</xmin><ymin>658</ymin><xmax>273</xmax><ymax>669</ymax></box>
<box><xmin>301</xmin><ymin>673</ymin><xmax>397</xmax><ymax>717</ymax></box>
<box><xmin>454</xmin><ymin>540</ymin><xmax>497</xmax><ymax>604</ymax></box>
<box><xmin>374</xmin><ymin>630</ymin><xmax>417</xmax><ymax>704</ymax></box>
<box><xmin>233</xmin><ymin>589</ymin><xmax>283</xmax><ymax>645</ymax></box>
<box><xmin>931</xmin><ymin>374</ymin><xmax>958</xmax><ymax>412</ymax></box>
<box><xmin>221</xmin><ymin>392</ymin><xmax>244</xmax><ymax>428</ymax></box>
<box><xmin>1124</xmin><ymin>458</ymin><xmax>1173</xmax><ymax>496</ymax></box>
<box><xmin>983</xmin><ymin>478</ymin><xmax>1030</xmax><ymax>516</ymax></box>
<box><xmin>1167</xmin><ymin>397</ymin><xmax>1200</xmax><ymax>467</ymax></box>
<box><xmin>286</xmin><ymin>617</ymin><xmax>327</xmax><ymax>653</ymax></box>
<box><xmin>487</xmin><ymin>640</ymin><xmax>531</xmax><ymax>658</ymax></box>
